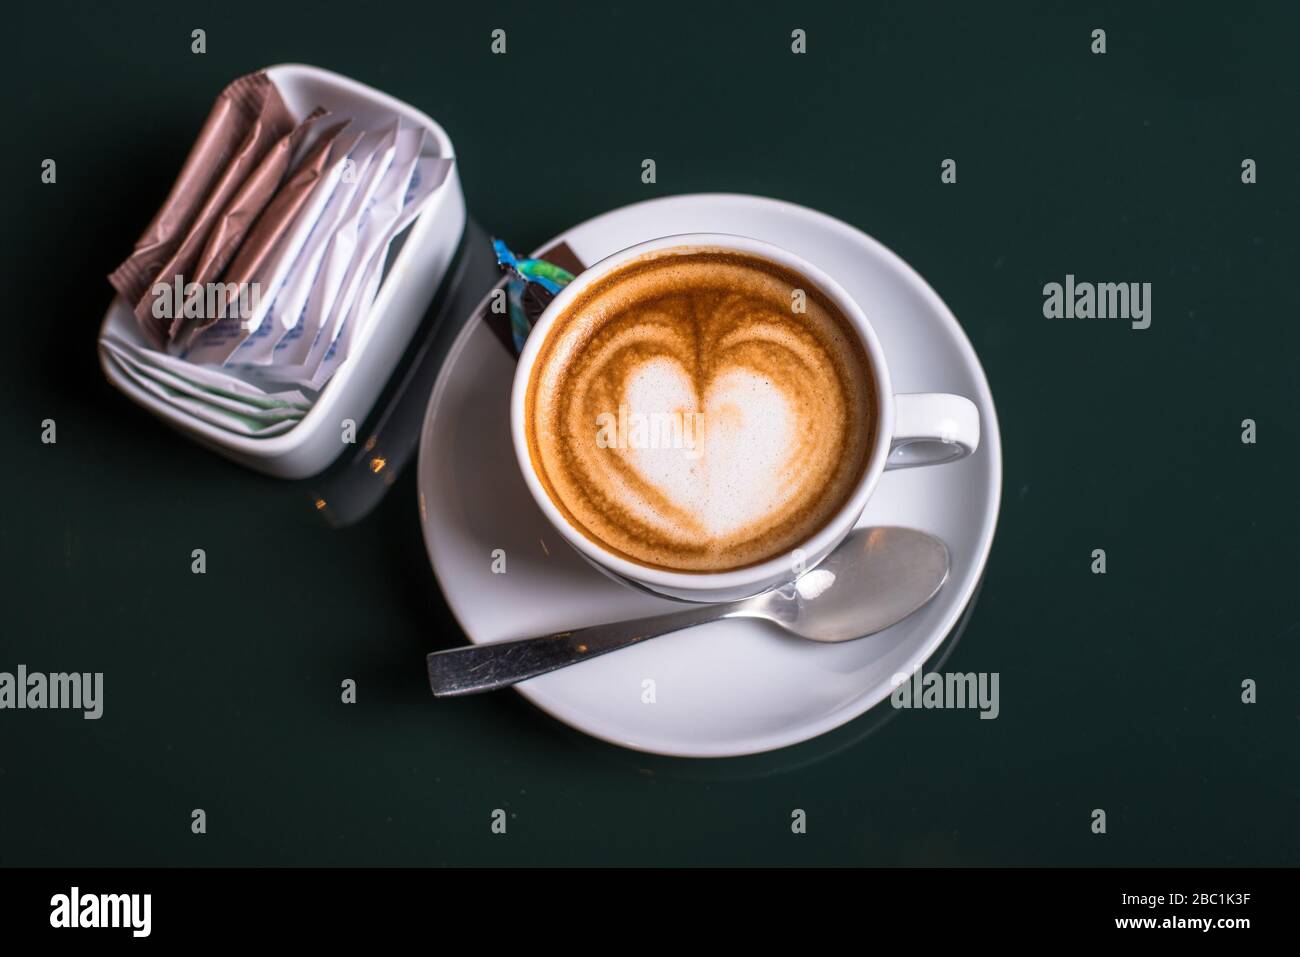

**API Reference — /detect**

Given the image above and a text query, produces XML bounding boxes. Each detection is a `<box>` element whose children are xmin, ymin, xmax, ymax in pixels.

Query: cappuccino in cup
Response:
<box><xmin>524</xmin><ymin>247</ymin><xmax>877</xmax><ymax>572</ymax></box>
<box><xmin>512</xmin><ymin>233</ymin><xmax>979</xmax><ymax>603</ymax></box>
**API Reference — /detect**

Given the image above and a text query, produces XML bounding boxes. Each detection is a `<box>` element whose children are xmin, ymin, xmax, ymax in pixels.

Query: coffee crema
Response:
<box><xmin>525</xmin><ymin>248</ymin><xmax>876</xmax><ymax>572</ymax></box>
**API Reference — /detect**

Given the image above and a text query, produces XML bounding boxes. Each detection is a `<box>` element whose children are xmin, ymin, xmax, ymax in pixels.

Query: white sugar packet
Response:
<box><xmin>102</xmin><ymin>350</ymin><xmax>301</xmax><ymax>437</ymax></box>
<box><xmin>232</xmin><ymin>133</ymin><xmax>415</xmax><ymax>389</ymax></box>
<box><xmin>102</xmin><ymin>334</ymin><xmax>312</xmax><ymax>411</ymax></box>
<box><xmin>102</xmin><ymin>338</ymin><xmax>307</xmax><ymax>422</ymax></box>
<box><xmin>255</xmin><ymin>123</ymin><xmax>399</xmax><ymax>372</ymax></box>
<box><xmin>118</xmin><ymin>359</ymin><xmax>305</xmax><ymax>425</ymax></box>
<box><xmin>306</xmin><ymin>151</ymin><xmax>452</xmax><ymax>390</ymax></box>
<box><xmin>308</xmin><ymin>127</ymin><xmax>425</xmax><ymax>363</ymax></box>
<box><xmin>257</xmin><ymin>131</ymin><xmax>449</xmax><ymax>391</ymax></box>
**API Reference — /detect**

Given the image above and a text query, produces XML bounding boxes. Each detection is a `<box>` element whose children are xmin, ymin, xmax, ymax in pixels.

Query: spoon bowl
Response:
<box><xmin>743</xmin><ymin>527</ymin><xmax>949</xmax><ymax>642</ymax></box>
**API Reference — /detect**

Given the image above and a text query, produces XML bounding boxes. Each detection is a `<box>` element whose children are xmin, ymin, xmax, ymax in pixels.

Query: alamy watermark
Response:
<box><xmin>891</xmin><ymin>670</ymin><xmax>999</xmax><ymax>719</ymax></box>
<box><xmin>50</xmin><ymin>887</ymin><xmax>150</xmax><ymax>937</ymax></box>
<box><xmin>1043</xmin><ymin>274</ymin><xmax>1151</xmax><ymax>330</ymax></box>
<box><xmin>595</xmin><ymin>405</ymin><xmax>706</xmax><ymax>458</ymax></box>
<box><xmin>149</xmin><ymin>275</ymin><xmax>262</xmax><ymax>327</ymax></box>
<box><xmin>0</xmin><ymin>665</ymin><xmax>103</xmax><ymax>719</ymax></box>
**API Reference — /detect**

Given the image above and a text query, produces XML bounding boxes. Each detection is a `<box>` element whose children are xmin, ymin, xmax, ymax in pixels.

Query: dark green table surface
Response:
<box><xmin>2</xmin><ymin>0</ymin><xmax>1296</xmax><ymax>866</ymax></box>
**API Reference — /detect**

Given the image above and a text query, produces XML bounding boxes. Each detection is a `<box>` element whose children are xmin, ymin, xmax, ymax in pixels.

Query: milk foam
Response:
<box><xmin>623</xmin><ymin>361</ymin><xmax>797</xmax><ymax>539</ymax></box>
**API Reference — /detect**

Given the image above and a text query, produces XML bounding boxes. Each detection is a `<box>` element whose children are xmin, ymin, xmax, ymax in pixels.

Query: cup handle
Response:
<box><xmin>886</xmin><ymin>393</ymin><xmax>981</xmax><ymax>470</ymax></box>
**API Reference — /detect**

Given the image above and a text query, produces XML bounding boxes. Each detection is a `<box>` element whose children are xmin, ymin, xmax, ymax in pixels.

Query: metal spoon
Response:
<box><xmin>426</xmin><ymin>526</ymin><xmax>949</xmax><ymax>697</ymax></box>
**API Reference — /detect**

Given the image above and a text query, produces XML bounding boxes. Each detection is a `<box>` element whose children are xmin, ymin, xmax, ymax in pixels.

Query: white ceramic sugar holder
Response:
<box><xmin>97</xmin><ymin>63</ymin><xmax>466</xmax><ymax>479</ymax></box>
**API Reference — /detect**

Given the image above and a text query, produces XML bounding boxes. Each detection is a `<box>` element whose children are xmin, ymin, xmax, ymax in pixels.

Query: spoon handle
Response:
<box><xmin>427</xmin><ymin>604</ymin><xmax>734</xmax><ymax>697</ymax></box>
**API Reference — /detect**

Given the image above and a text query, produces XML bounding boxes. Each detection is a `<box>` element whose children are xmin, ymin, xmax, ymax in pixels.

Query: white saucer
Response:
<box><xmin>416</xmin><ymin>194</ymin><xmax>1002</xmax><ymax>758</ymax></box>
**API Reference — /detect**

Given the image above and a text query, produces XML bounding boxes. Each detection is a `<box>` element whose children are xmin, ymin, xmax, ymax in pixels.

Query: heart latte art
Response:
<box><xmin>526</xmin><ymin>249</ymin><xmax>876</xmax><ymax>572</ymax></box>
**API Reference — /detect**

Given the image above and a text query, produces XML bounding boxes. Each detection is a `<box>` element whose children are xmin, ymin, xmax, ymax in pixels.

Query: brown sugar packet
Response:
<box><xmin>134</xmin><ymin>88</ymin><xmax>295</xmax><ymax>341</ymax></box>
<box><xmin>200</xmin><ymin>121</ymin><xmax>351</xmax><ymax>334</ymax></box>
<box><xmin>178</xmin><ymin>108</ymin><xmax>330</xmax><ymax>337</ymax></box>
<box><xmin>108</xmin><ymin>72</ymin><xmax>285</xmax><ymax>312</ymax></box>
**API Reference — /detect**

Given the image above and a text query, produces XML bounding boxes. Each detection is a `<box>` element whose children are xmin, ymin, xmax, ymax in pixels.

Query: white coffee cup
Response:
<box><xmin>511</xmin><ymin>233</ymin><xmax>979</xmax><ymax>603</ymax></box>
